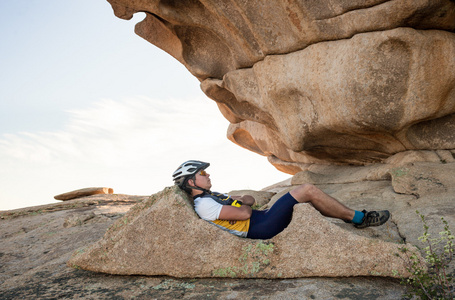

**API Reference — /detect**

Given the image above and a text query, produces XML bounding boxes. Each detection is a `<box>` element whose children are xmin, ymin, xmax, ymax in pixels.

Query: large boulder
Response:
<box><xmin>68</xmin><ymin>186</ymin><xmax>416</xmax><ymax>278</ymax></box>
<box><xmin>106</xmin><ymin>0</ymin><xmax>455</xmax><ymax>172</ymax></box>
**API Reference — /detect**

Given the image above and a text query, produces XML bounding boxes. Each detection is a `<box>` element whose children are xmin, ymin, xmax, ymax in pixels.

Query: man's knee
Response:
<box><xmin>290</xmin><ymin>183</ymin><xmax>318</xmax><ymax>202</ymax></box>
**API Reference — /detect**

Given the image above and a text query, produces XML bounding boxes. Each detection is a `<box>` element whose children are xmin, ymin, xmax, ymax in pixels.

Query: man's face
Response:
<box><xmin>191</xmin><ymin>169</ymin><xmax>211</xmax><ymax>190</ymax></box>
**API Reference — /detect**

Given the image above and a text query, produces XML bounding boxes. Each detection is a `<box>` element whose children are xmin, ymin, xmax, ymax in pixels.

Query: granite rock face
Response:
<box><xmin>68</xmin><ymin>186</ymin><xmax>415</xmax><ymax>278</ymax></box>
<box><xmin>106</xmin><ymin>0</ymin><xmax>455</xmax><ymax>172</ymax></box>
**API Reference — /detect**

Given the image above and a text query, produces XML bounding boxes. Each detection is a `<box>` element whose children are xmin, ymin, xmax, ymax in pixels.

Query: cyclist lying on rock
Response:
<box><xmin>172</xmin><ymin>160</ymin><xmax>390</xmax><ymax>239</ymax></box>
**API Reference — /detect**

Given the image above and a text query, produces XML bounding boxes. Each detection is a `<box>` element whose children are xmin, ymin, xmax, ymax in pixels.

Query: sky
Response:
<box><xmin>0</xmin><ymin>0</ymin><xmax>290</xmax><ymax>211</ymax></box>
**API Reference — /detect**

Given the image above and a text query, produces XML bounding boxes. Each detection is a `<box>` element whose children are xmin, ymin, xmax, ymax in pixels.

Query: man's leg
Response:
<box><xmin>290</xmin><ymin>184</ymin><xmax>356</xmax><ymax>222</ymax></box>
<box><xmin>290</xmin><ymin>184</ymin><xmax>390</xmax><ymax>227</ymax></box>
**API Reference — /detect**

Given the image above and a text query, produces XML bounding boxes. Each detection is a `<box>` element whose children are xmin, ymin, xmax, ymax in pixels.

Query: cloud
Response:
<box><xmin>0</xmin><ymin>96</ymin><xmax>289</xmax><ymax>210</ymax></box>
<box><xmin>1</xmin><ymin>96</ymin><xmax>221</xmax><ymax>163</ymax></box>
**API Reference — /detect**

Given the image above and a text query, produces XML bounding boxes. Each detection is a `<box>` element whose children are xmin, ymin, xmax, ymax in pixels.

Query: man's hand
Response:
<box><xmin>231</xmin><ymin>195</ymin><xmax>256</xmax><ymax>206</ymax></box>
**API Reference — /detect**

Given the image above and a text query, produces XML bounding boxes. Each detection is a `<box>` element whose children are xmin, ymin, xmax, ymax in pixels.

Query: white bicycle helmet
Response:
<box><xmin>172</xmin><ymin>160</ymin><xmax>210</xmax><ymax>189</ymax></box>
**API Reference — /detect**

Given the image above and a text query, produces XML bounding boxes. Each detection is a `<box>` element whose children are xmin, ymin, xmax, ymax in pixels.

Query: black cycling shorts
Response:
<box><xmin>246</xmin><ymin>192</ymin><xmax>298</xmax><ymax>239</ymax></box>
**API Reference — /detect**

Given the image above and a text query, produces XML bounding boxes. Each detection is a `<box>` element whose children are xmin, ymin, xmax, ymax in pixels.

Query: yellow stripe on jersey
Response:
<box><xmin>212</xmin><ymin>219</ymin><xmax>250</xmax><ymax>237</ymax></box>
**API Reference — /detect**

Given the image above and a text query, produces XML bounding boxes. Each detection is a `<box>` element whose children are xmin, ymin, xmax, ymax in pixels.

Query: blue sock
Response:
<box><xmin>352</xmin><ymin>210</ymin><xmax>365</xmax><ymax>224</ymax></box>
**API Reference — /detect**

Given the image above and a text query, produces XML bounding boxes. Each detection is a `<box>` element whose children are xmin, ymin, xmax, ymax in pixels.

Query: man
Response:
<box><xmin>172</xmin><ymin>160</ymin><xmax>390</xmax><ymax>239</ymax></box>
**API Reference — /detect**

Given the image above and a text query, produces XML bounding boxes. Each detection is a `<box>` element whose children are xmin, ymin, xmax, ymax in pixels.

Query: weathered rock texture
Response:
<box><xmin>107</xmin><ymin>0</ymin><xmax>455</xmax><ymax>172</ymax></box>
<box><xmin>68</xmin><ymin>185</ymin><xmax>415</xmax><ymax>278</ymax></box>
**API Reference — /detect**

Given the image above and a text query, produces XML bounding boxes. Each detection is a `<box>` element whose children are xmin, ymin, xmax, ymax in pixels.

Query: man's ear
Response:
<box><xmin>187</xmin><ymin>178</ymin><xmax>195</xmax><ymax>187</ymax></box>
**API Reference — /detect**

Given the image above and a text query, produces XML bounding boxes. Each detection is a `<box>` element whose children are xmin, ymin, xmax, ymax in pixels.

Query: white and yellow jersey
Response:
<box><xmin>194</xmin><ymin>193</ymin><xmax>250</xmax><ymax>237</ymax></box>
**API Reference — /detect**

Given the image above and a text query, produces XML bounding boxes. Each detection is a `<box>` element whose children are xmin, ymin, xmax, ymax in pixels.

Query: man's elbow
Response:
<box><xmin>239</xmin><ymin>206</ymin><xmax>252</xmax><ymax>220</ymax></box>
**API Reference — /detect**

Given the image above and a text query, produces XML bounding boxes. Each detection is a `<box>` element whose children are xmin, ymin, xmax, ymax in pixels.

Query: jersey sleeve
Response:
<box><xmin>194</xmin><ymin>197</ymin><xmax>223</xmax><ymax>221</ymax></box>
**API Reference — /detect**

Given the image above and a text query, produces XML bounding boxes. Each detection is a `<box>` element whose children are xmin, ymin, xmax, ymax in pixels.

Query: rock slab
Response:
<box><xmin>54</xmin><ymin>187</ymin><xmax>114</xmax><ymax>201</ymax></box>
<box><xmin>68</xmin><ymin>186</ymin><xmax>415</xmax><ymax>278</ymax></box>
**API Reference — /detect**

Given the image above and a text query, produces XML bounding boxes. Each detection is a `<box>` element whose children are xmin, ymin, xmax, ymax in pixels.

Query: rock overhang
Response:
<box><xmin>106</xmin><ymin>0</ymin><xmax>455</xmax><ymax>172</ymax></box>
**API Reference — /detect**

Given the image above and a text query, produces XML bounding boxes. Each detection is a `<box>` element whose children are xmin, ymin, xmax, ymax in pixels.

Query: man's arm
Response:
<box><xmin>231</xmin><ymin>195</ymin><xmax>256</xmax><ymax>206</ymax></box>
<box><xmin>218</xmin><ymin>205</ymin><xmax>252</xmax><ymax>220</ymax></box>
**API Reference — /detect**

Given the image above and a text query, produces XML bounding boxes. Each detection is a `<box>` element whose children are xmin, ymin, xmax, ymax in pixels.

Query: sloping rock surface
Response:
<box><xmin>67</xmin><ymin>186</ymin><xmax>413</xmax><ymax>278</ymax></box>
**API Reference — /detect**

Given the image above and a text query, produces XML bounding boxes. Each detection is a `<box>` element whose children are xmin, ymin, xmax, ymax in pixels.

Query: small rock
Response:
<box><xmin>54</xmin><ymin>187</ymin><xmax>114</xmax><ymax>201</ymax></box>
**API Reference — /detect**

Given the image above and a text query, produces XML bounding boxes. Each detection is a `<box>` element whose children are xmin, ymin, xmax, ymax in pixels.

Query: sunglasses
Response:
<box><xmin>198</xmin><ymin>170</ymin><xmax>208</xmax><ymax>176</ymax></box>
